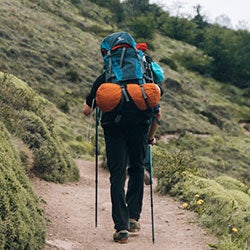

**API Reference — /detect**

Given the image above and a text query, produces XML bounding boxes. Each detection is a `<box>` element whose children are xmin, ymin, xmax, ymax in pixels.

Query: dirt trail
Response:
<box><xmin>33</xmin><ymin>160</ymin><xmax>215</xmax><ymax>250</ymax></box>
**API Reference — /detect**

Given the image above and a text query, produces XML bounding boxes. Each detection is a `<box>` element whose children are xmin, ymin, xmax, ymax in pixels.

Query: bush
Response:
<box><xmin>154</xmin><ymin>147</ymin><xmax>197</xmax><ymax>194</ymax></box>
<box><xmin>128</xmin><ymin>14</ymin><xmax>156</xmax><ymax>40</ymax></box>
<box><xmin>0</xmin><ymin>123</ymin><xmax>46</xmax><ymax>249</ymax></box>
<box><xmin>159</xmin><ymin>57</ymin><xmax>178</xmax><ymax>71</ymax></box>
<box><xmin>0</xmin><ymin>73</ymin><xmax>79</xmax><ymax>183</ymax></box>
<box><xmin>19</xmin><ymin>111</ymin><xmax>79</xmax><ymax>183</ymax></box>
<box><xmin>173</xmin><ymin>49</ymin><xmax>214</xmax><ymax>75</ymax></box>
<box><xmin>154</xmin><ymin>146</ymin><xmax>250</xmax><ymax>249</ymax></box>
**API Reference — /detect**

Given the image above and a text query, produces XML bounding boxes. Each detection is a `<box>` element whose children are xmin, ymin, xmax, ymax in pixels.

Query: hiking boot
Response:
<box><xmin>129</xmin><ymin>219</ymin><xmax>141</xmax><ymax>232</ymax></box>
<box><xmin>144</xmin><ymin>170</ymin><xmax>150</xmax><ymax>185</ymax></box>
<box><xmin>113</xmin><ymin>230</ymin><xmax>129</xmax><ymax>244</ymax></box>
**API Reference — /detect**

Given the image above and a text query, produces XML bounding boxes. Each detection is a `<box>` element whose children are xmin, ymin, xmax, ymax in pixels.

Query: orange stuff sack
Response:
<box><xmin>96</xmin><ymin>83</ymin><xmax>122</xmax><ymax>112</ymax></box>
<box><xmin>126</xmin><ymin>83</ymin><xmax>161</xmax><ymax>111</ymax></box>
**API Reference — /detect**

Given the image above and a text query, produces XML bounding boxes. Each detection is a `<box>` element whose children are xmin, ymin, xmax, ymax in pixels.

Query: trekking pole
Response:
<box><xmin>149</xmin><ymin>144</ymin><xmax>155</xmax><ymax>243</ymax></box>
<box><xmin>95</xmin><ymin>108</ymin><xmax>100</xmax><ymax>228</ymax></box>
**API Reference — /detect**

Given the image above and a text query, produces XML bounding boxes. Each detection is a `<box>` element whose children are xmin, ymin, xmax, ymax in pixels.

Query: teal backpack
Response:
<box><xmin>100</xmin><ymin>31</ymin><xmax>149</xmax><ymax>84</ymax></box>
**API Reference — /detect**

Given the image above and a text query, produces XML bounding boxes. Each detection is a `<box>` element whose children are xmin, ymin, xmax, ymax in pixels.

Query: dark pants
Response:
<box><xmin>104</xmin><ymin>123</ymin><xmax>149</xmax><ymax>231</ymax></box>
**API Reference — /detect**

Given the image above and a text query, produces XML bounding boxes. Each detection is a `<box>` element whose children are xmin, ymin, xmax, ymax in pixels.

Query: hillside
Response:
<box><xmin>1</xmin><ymin>0</ymin><xmax>249</xmax><ymax>179</ymax></box>
<box><xmin>0</xmin><ymin>0</ymin><xmax>250</xmax><ymax>249</ymax></box>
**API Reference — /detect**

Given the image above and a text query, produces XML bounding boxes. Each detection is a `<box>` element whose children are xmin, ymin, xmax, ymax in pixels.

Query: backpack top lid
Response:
<box><xmin>100</xmin><ymin>31</ymin><xmax>137</xmax><ymax>55</ymax></box>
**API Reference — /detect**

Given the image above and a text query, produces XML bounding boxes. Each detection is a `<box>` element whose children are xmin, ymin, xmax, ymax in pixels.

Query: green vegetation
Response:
<box><xmin>154</xmin><ymin>147</ymin><xmax>250</xmax><ymax>249</ymax></box>
<box><xmin>0</xmin><ymin>72</ymin><xmax>79</xmax><ymax>183</ymax></box>
<box><xmin>0</xmin><ymin>0</ymin><xmax>250</xmax><ymax>249</ymax></box>
<box><xmin>0</xmin><ymin>70</ymin><xmax>80</xmax><ymax>247</ymax></box>
<box><xmin>0</xmin><ymin>123</ymin><xmax>46</xmax><ymax>249</ymax></box>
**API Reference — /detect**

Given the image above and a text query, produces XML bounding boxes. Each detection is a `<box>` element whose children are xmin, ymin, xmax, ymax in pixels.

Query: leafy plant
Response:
<box><xmin>0</xmin><ymin>123</ymin><xmax>46</xmax><ymax>249</ymax></box>
<box><xmin>154</xmin><ymin>145</ymin><xmax>250</xmax><ymax>249</ymax></box>
<box><xmin>173</xmin><ymin>49</ymin><xmax>214</xmax><ymax>75</ymax></box>
<box><xmin>154</xmin><ymin>147</ymin><xmax>197</xmax><ymax>194</ymax></box>
<box><xmin>0</xmin><ymin>72</ymin><xmax>79</xmax><ymax>183</ymax></box>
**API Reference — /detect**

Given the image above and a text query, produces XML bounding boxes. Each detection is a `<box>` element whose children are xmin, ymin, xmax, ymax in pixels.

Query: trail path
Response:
<box><xmin>33</xmin><ymin>160</ymin><xmax>215</xmax><ymax>250</ymax></box>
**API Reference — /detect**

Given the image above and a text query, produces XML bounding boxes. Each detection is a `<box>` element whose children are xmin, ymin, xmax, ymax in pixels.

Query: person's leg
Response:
<box><xmin>126</xmin><ymin>124</ymin><xmax>149</xmax><ymax>220</ymax></box>
<box><xmin>104</xmin><ymin>126</ymin><xmax>129</xmax><ymax>231</ymax></box>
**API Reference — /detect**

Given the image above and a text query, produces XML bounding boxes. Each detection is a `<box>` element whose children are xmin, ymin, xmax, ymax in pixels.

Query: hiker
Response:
<box><xmin>136</xmin><ymin>42</ymin><xmax>163</xmax><ymax>185</ymax></box>
<box><xmin>83</xmin><ymin>31</ymin><xmax>163</xmax><ymax>244</ymax></box>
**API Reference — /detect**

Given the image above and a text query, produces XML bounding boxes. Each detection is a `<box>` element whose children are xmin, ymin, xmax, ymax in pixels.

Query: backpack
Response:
<box><xmin>96</xmin><ymin>31</ymin><xmax>161</xmax><ymax>113</ymax></box>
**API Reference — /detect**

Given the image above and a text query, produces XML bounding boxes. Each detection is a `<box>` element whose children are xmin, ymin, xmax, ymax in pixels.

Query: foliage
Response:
<box><xmin>154</xmin><ymin>147</ymin><xmax>250</xmax><ymax>249</ymax></box>
<box><xmin>200</xmin><ymin>26</ymin><xmax>237</xmax><ymax>85</ymax></box>
<box><xmin>161</xmin><ymin>16</ymin><xmax>198</xmax><ymax>44</ymax></box>
<box><xmin>0</xmin><ymin>72</ymin><xmax>79</xmax><ymax>183</ymax></box>
<box><xmin>122</xmin><ymin>0</ymin><xmax>150</xmax><ymax>16</ymax></box>
<box><xmin>164</xmin><ymin>134</ymin><xmax>250</xmax><ymax>184</ymax></box>
<box><xmin>159</xmin><ymin>57</ymin><xmax>178</xmax><ymax>71</ymax></box>
<box><xmin>153</xmin><ymin>147</ymin><xmax>197</xmax><ymax>194</ymax></box>
<box><xmin>128</xmin><ymin>14</ymin><xmax>156</xmax><ymax>40</ymax></box>
<box><xmin>19</xmin><ymin>111</ymin><xmax>79</xmax><ymax>182</ymax></box>
<box><xmin>0</xmin><ymin>123</ymin><xmax>46</xmax><ymax>249</ymax></box>
<box><xmin>172</xmin><ymin>49</ymin><xmax>214</xmax><ymax>75</ymax></box>
<box><xmin>89</xmin><ymin>0</ymin><xmax>125</xmax><ymax>23</ymax></box>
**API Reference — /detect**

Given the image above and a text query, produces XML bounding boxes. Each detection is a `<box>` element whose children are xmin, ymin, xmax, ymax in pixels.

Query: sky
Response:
<box><xmin>150</xmin><ymin>0</ymin><xmax>250</xmax><ymax>30</ymax></box>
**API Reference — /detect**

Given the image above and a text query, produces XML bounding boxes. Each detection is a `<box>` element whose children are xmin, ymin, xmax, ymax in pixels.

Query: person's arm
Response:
<box><xmin>147</xmin><ymin>108</ymin><xmax>161</xmax><ymax>145</ymax></box>
<box><xmin>83</xmin><ymin>73</ymin><xmax>105</xmax><ymax>116</ymax></box>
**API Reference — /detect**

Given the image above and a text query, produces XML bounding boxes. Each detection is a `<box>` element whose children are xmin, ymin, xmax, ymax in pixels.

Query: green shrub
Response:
<box><xmin>173</xmin><ymin>49</ymin><xmax>213</xmax><ymax>75</ymax></box>
<box><xmin>215</xmin><ymin>175</ymin><xmax>249</xmax><ymax>193</ymax></box>
<box><xmin>154</xmin><ymin>146</ymin><xmax>250</xmax><ymax>249</ymax></box>
<box><xmin>154</xmin><ymin>147</ymin><xmax>197</xmax><ymax>194</ymax></box>
<box><xmin>68</xmin><ymin>140</ymin><xmax>94</xmax><ymax>158</ymax></box>
<box><xmin>0</xmin><ymin>72</ymin><xmax>79</xmax><ymax>183</ymax></box>
<box><xmin>0</xmin><ymin>123</ymin><xmax>46</xmax><ymax>249</ymax></box>
<box><xmin>19</xmin><ymin>111</ymin><xmax>79</xmax><ymax>183</ymax></box>
<box><xmin>128</xmin><ymin>14</ymin><xmax>156</xmax><ymax>40</ymax></box>
<box><xmin>159</xmin><ymin>57</ymin><xmax>178</xmax><ymax>71</ymax></box>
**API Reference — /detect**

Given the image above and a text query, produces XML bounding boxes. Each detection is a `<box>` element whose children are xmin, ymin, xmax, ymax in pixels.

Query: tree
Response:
<box><xmin>191</xmin><ymin>4</ymin><xmax>209</xmax><ymax>46</ymax></box>
<box><xmin>192</xmin><ymin>4</ymin><xmax>208</xmax><ymax>29</ymax></box>
<box><xmin>149</xmin><ymin>3</ymin><xmax>170</xmax><ymax>30</ymax></box>
<box><xmin>128</xmin><ymin>14</ymin><xmax>156</xmax><ymax>40</ymax></box>
<box><xmin>233</xmin><ymin>30</ymin><xmax>250</xmax><ymax>87</ymax></box>
<box><xmin>162</xmin><ymin>16</ymin><xmax>198</xmax><ymax>43</ymax></box>
<box><xmin>89</xmin><ymin>0</ymin><xmax>125</xmax><ymax>23</ymax></box>
<box><xmin>123</xmin><ymin>0</ymin><xmax>150</xmax><ymax>16</ymax></box>
<box><xmin>203</xmin><ymin>26</ymin><xmax>235</xmax><ymax>80</ymax></box>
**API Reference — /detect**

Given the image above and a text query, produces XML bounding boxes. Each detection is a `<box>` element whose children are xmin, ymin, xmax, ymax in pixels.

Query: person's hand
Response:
<box><xmin>148</xmin><ymin>137</ymin><xmax>156</xmax><ymax>145</ymax></box>
<box><xmin>83</xmin><ymin>102</ymin><xmax>92</xmax><ymax>116</ymax></box>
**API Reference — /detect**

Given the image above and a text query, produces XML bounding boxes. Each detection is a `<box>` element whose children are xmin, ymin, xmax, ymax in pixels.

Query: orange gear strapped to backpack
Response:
<box><xmin>96</xmin><ymin>83</ymin><xmax>122</xmax><ymax>112</ymax></box>
<box><xmin>126</xmin><ymin>83</ymin><xmax>160</xmax><ymax>111</ymax></box>
<box><xmin>96</xmin><ymin>83</ymin><xmax>161</xmax><ymax>112</ymax></box>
